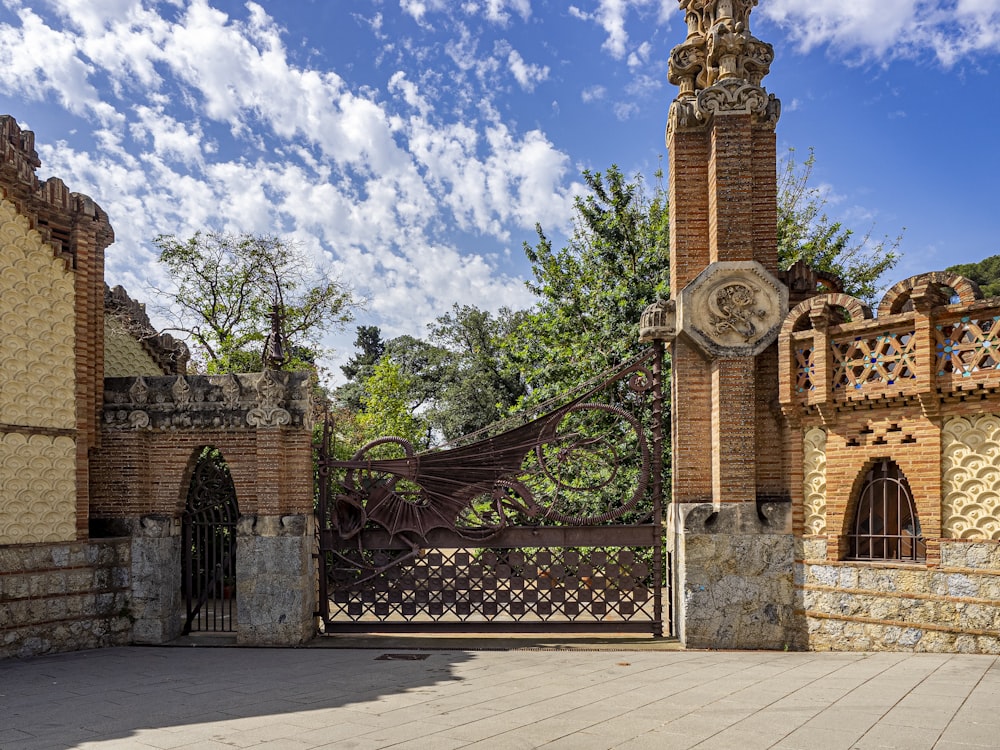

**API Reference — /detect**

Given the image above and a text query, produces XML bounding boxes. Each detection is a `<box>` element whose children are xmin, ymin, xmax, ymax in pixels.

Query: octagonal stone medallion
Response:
<box><xmin>677</xmin><ymin>260</ymin><xmax>788</xmax><ymax>358</ymax></box>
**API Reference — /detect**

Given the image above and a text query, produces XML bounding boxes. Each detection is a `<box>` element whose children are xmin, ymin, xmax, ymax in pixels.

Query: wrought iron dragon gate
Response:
<box><xmin>316</xmin><ymin>344</ymin><xmax>669</xmax><ymax>636</ymax></box>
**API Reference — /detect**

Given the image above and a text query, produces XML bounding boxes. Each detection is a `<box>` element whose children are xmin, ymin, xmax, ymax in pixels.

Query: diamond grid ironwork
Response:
<box><xmin>831</xmin><ymin>329</ymin><xmax>917</xmax><ymax>391</ymax></box>
<box><xmin>935</xmin><ymin>315</ymin><xmax>1000</xmax><ymax>378</ymax></box>
<box><xmin>325</xmin><ymin>544</ymin><xmax>659</xmax><ymax>625</ymax></box>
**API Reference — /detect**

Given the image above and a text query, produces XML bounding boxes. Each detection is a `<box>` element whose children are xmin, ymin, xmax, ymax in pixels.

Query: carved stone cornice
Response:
<box><xmin>666</xmin><ymin>0</ymin><xmax>779</xmax><ymax>134</ymax></box>
<box><xmin>103</xmin><ymin>371</ymin><xmax>312</xmax><ymax>431</ymax></box>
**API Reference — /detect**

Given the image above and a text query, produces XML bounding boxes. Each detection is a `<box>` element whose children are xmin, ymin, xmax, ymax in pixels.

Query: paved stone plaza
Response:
<box><xmin>1</xmin><ymin>644</ymin><xmax>999</xmax><ymax>749</ymax></box>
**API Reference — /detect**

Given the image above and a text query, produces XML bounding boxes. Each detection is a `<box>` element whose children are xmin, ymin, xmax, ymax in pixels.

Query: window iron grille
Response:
<box><xmin>848</xmin><ymin>459</ymin><xmax>925</xmax><ymax>562</ymax></box>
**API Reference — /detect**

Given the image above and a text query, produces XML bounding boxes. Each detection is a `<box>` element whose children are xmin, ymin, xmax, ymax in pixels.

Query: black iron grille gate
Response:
<box><xmin>182</xmin><ymin>448</ymin><xmax>238</xmax><ymax>634</ymax></box>
<box><xmin>316</xmin><ymin>345</ymin><xmax>669</xmax><ymax>636</ymax></box>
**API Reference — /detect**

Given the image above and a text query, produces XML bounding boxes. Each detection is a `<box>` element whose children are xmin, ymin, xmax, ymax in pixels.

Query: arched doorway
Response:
<box><xmin>182</xmin><ymin>447</ymin><xmax>239</xmax><ymax>633</ymax></box>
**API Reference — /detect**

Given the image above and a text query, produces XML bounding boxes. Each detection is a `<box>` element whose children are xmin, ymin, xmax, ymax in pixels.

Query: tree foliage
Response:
<box><xmin>428</xmin><ymin>304</ymin><xmax>527</xmax><ymax>440</ymax></box>
<box><xmin>334</xmin><ymin>308</ymin><xmax>527</xmax><ymax>449</ymax></box>
<box><xmin>154</xmin><ymin>231</ymin><xmax>357</xmax><ymax>374</ymax></box>
<box><xmin>356</xmin><ymin>357</ymin><xmax>427</xmax><ymax>449</ymax></box>
<box><xmin>777</xmin><ymin>148</ymin><xmax>902</xmax><ymax>301</ymax></box>
<box><xmin>945</xmin><ymin>254</ymin><xmax>1000</xmax><ymax>299</ymax></box>
<box><xmin>509</xmin><ymin>165</ymin><xmax>670</xmax><ymax>403</ymax></box>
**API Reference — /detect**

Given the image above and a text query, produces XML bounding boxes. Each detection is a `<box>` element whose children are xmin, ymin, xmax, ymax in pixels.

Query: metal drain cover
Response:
<box><xmin>375</xmin><ymin>653</ymin><xmax>430</xmax><ymax>661</ymax></box>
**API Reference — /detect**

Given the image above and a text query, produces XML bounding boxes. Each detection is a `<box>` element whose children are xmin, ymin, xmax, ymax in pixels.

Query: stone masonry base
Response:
<box><xmin>0</xmin><ymin>538</ymin><xmax>132</xmax><ymax>659</ymax></box>
<box><xmin>236</xmin><ymin>513</ymin><xmax>316</xmax><ymax>646</ymax></box>
<box><xmin>673</xmin><ymin>501</ymin><xmax>796</xmax><ymax>650</ymax></box>
<box><xmin>798</xmin><ymin>538</ymin><xmax>1000</xmax><ymax>653</ymax></box>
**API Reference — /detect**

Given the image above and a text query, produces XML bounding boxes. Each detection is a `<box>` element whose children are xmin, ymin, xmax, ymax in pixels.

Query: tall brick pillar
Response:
<box><xmin>664</xmin><ymin>0</ymin><xmax>794</xmax><ymax>648</ymax></box>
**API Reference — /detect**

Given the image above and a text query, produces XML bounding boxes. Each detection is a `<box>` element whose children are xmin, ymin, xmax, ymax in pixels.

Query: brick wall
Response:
<box><xmin>92</xmin><ymin>372</ymin><xmax>315</xmax><ymax>521</ymax></box>
<box><xmin>780</xmin><ymin>275</ymin><xmax>1000</xmax><ymax>651</ymax></box>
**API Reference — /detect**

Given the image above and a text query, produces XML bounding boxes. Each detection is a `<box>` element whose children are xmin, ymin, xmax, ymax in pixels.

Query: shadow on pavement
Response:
<box><xmin>0</xmin><ymin>645</ymin><xmax>474</xmax><ymax>748</ymax></box>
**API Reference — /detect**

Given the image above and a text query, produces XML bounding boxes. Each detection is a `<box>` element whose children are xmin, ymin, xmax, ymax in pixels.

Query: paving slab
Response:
<box><xmin>0</xmin><ymin>645</ymin><xmax>997</xmax><ymax>749</ymax></box>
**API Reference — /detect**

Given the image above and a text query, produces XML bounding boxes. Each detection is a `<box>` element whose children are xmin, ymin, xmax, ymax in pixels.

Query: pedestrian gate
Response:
<box><xmin>182</xmin><ymin>448</ymin><xmax>238</xmax><ymax>633</ymax></box>
<box><xmin>316</xmin><ymin>345</ymin><xmax>669</xmax><ymax>636</ymax></box>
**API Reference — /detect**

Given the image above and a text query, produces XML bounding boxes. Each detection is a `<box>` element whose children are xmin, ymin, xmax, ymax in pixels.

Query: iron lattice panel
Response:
<box><xmin>324</xmin><ymin>544</ymin><xmax>661</xmax><ymax>628</ymax></box>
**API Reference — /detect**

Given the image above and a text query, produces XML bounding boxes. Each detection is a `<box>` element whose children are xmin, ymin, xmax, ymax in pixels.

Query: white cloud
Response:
<box><xmin>463</xmin><ymin>0</ymin><xmax>532</xmax><ymax>24</ymax></box>
<box><xmin>581</xmin><ymin>85</ymin><xmax>607</xmax><ymax>103</ymax></box>
<box><xmin>569</xmin><ymin>0</ymin><xmax>666</xmax><ymax>60</ymax></box>
<box><xmin>129</xmin><ymin>106</ymin><xmax>205</xmax><ymax>166</ymax></box>
<box><xmin>627</xmin><ymin>40</ymin><xmax>652</xmax><ymax>69</ymax></box>
<box><xmin>0</xmin><ymin>4</ymin><xmax>120</xmax><ymax>124</ymax></box>
<box><xmin>760</xmin><ymin>0</ymin><xmax>1000</xmax><ymax>66</ymax></box>
<box><xmin>507</xmin><ymin>49</ymin><xmax>549</xmax><ymax>90</ymax></box>
<box><xmin>400</xmin><ymin>0</ymin><xmax>443</xmax><ymax>24</ymax></box>
<box><xmin>6</xmin><ymin>0</ymin><xmax>582</xmax><ymax>379</ymax></box>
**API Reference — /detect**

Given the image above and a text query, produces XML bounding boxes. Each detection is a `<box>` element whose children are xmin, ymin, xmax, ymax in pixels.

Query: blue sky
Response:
<box><xmin>1</xmin><ymin>0</ymin><xmax>999</xmax><ymax>380</ymax></box>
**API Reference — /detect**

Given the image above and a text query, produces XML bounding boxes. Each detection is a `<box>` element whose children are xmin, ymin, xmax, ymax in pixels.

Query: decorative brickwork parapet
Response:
<box><xmin>878</xmin><ymin>272</ymin><xmax>982</xmax><ymax>318</ymax></box>
<box><xmin>780</xmin><ymin>294</ymin><xmax>873</xmax><ymax>338</ymax></box>
<box><xmin>103</xmin><ymin>371</ymin><xmax>313</xmax><ymax>431</ymax></box>
<box><xmin>0</xmin><ymin>115</ymin><xmax>114</xmax><ymax>264</ymax></box>
<box><xmin>778</xmin><ymin>287</ymin><xmax>1000</xmax><ymax>414</ymax></box>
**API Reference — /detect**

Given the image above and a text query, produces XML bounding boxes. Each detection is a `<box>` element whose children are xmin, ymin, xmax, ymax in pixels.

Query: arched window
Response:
<box><xmin>848</xmin><ymin>459</ymin><xmax>926</xmax><ymax>562</ymax></box>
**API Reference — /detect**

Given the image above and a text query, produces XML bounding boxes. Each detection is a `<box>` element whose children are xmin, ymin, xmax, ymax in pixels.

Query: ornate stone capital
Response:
<box><xmin>246</xmin><ymin>406</ymin><xmax>292</xmax><ymax>428</ymax></box>
<box><xmin>677</xmin><ymin>261</ymin><xmax>788</xmax><ymax>357</ymax></box>
<box><xmin>697</xmin><ymin>78</ymin><xmax>768</xmax><ymax>117</ymax></box>
<box><xmin>666</xmin><ymin>0</ymin><xmax>779</xmax><ymax>134</ymax></box>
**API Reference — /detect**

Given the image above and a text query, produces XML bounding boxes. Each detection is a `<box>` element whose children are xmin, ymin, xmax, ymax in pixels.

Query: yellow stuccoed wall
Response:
<box><xmin>803</xmin><ymin>427</ymin><xmax>828</xmax><ymax>536</ymax></box>
<box><xmin>0</xmin><ymin>196</ymin><xmax>77</xmax><ymax>544</ymax></box>
<box><xmin>942</xmin><ymin>414</ymin><xmax>1000</xmax><ymax>540</ymax></box>
<box><xmin>104</xmin><ymin>318</ymin><xmax>165</xmax><ymax>378</ymax></box>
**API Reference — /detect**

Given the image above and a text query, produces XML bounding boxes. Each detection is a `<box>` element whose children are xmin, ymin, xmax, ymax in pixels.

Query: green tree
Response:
<box><xmin>512</xmin><ymin>155</ymin><xmax>903</xmax><ymax>403</ymax></box>
<box><xmin>946</xmin><ymin>254</ymin><xmax>1000</xmax><ymax>298</ymax></box>
<box><xmin>777</xmin><ymin>148</ymin><xmax>902</xmax><ymax>301</ymax></box>
<box><xmin>336</xmin><ymin>325</ymin><xmax>387</xmax><ymax>411</ymax></box>
<box><xmin>154</xmin><ymin>231</ymin><xmax>357</xmax><ymax>374</ymax></box>
<box><xmin>510</xmin><ymin>165</ymin><xmax>670</xmax><ymax>403</ymax></box>
<box><xmin>428</xmin><ymin>304</ymin><xmax>528</xmax><ymax>440</ymax></box>
<box><xmin>356</xmin><ymin>357</ymin><xmax>427</xmax><ymax>449</ymax></box>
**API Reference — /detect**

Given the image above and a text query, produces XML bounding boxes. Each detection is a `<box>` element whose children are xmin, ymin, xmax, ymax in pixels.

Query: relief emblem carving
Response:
<box><xmin>709</xmin><ymin>281</ymin><xmax>766</xmax><ymax>342</ymax></box>
<box><xmin>678</xmin><ymin>260</ymin><xmax>788</xmax><ymax>357</ymax></box>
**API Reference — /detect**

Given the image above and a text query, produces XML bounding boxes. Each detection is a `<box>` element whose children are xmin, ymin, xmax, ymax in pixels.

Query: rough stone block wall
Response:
<box><xmin>0</xmin><ymin>539</ymin><xmax>132</xmax><ymax>659</ymax></box>
<box><xmin>677</xmin><ymin>502</ymin><xmax>795</xmax><ymax>650</ymax></box>
<box><xmin>798</xmin><ymin>538</ymin><xmax>1000</xmax><ymax>653</ymax></box>
<box><xmin>236</xmin><ymin>514</ymin><xmax>315</xmax><ymax>646</ymax></box>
